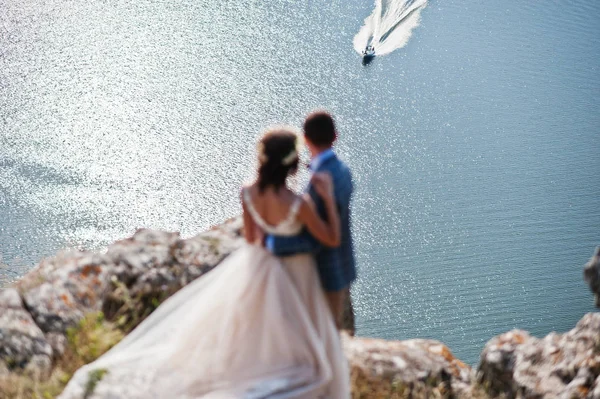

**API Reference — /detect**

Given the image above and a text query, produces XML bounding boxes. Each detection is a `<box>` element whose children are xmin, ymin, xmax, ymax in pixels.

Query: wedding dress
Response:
<box><xmin>59</xmin><ymin>190</ymin><xmax>350</xmax><ymax>399</ymax></box>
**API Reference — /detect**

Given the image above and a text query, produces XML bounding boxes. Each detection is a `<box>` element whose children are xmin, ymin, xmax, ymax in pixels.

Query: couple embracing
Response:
<box><xmin>60</xmin><ymin>111</ymin><xmax>356</xmax><ymax>399</ymax></box>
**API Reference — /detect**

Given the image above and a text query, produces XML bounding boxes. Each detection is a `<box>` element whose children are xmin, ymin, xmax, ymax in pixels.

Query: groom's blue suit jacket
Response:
<box><xmin>270</xmin><ymin>152</ymin><xmax>356</xmax><ymax>292</ymax></box>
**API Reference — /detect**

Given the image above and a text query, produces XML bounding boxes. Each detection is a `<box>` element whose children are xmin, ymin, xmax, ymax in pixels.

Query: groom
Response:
<box><xmin>267</xmin><ymin>111</ymin><xmax>356</xmax><ymax>329</ymax></box>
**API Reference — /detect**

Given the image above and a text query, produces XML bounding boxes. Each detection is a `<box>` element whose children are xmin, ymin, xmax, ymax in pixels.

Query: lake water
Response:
<box><xmin>1</xmin><ymin>0</ymin><xmax>599</xmax><ymax>364</ymax></box>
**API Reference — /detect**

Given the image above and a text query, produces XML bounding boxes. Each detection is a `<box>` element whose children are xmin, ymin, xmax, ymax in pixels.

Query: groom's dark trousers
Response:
<box><xmin>269</xmin><ymin>152</ymin><xmax>356</xmax><ymax>328</ymax></box>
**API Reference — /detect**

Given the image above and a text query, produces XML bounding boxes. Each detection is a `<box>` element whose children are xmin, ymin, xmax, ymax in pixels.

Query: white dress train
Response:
<box><xmin>59</xmin><ymin>191</ymin><xmax>350</xmax><ymax>399</ymax></box>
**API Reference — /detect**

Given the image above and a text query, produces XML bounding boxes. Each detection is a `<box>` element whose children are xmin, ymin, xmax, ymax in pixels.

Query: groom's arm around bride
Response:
<box><xmin>267</xmin><ymin>111</ymin><xmax>357</xmax><ymax>330</ymax></box>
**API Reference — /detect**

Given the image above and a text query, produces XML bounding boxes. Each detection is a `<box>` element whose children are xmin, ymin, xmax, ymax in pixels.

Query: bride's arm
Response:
<box><xmin>241</xmin><ymin>189</ymin><xmax>258</xmax><ymax>244</ymax></box>
<box><xmin>297</xmin><ymin>173</ymin><xmax>341</xmax><ymax>248</ymax></box>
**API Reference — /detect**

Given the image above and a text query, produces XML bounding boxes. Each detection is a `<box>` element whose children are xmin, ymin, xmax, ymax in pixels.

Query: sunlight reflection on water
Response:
<box><xmin>1</xmin><ymin>0</ymin><xmax>599</xmax><ymax>363</ymax></box>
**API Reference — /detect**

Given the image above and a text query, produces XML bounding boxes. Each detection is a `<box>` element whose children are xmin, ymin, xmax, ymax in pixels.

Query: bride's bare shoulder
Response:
<box><xmin>241</xmin><ymin>183</ymin><xmax>258</xmax><ymax>196</ymax></box>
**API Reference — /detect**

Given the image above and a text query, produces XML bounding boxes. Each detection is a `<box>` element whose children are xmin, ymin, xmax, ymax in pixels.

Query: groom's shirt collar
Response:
<box><xmin>309</xmin><ymin>148</ymin><xmax>335</xmax><ymax>172</ymax></box>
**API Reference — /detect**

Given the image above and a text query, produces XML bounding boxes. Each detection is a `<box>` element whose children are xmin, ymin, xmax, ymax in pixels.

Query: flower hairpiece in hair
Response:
<box><xmin>282</xmin><ymin>134</ymin><xmax>304</xmax><ymax>165</ymax></box>
<box><xmin>281</xmin><ymin>149</ymin><xmax>297</xmax><ymax>166</ymax></box>
<box><xmin>257</xmin><ymin>128</ymin><xmax>304</xmax><ymax>166</ymax></box>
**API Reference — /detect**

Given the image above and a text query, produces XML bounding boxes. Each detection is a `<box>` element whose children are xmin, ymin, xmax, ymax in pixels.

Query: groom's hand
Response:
<box><xmin>311</xmin><ymin>172</ymin><xmax>334</xmax><ymax>200</ymax></box>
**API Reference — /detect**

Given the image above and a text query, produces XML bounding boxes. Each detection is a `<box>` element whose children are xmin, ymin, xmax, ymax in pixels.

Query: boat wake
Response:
<box><xmin>354</xmin><ymin>0</ymin><xmax>428</xmax><ymax>57</ymax></box>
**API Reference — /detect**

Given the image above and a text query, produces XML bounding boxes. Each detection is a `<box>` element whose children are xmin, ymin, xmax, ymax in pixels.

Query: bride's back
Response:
<box><xmin>245</xmin><ymin>186</ymin><xmax>297</xmax><ymax>225</ymax></box>
<box><xmin>243</xmin><ymin>185</ymin><xmax>303</xmax><ymax>236</ymax></box>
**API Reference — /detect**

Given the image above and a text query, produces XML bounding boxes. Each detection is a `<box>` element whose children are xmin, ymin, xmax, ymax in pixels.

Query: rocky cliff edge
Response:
<box><xmin>1</xmin><ymin>218</ymin><xmax>599</xmax><ymax>398</ymax></box>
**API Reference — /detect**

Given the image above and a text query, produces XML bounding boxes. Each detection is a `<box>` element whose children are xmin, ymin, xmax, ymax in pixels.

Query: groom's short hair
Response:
<box><xmin>303</xmin><ymin>111</ymin><xmax>336</xmax><ymax>147</ymax></box>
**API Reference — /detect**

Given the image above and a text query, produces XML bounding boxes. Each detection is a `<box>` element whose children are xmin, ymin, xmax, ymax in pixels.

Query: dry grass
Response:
<box><xmin>349</xmin><ymin>366</ymin><xmax>498</xmax><ymax>399</ymax></box>
<box><xmin>350</xmin><ymin>366</ymin><xmax>451</xmax><ymax>399</ymax></box>
<box><xmin>0</xmin><ymin>312</ymin><xmax>123</xmax><ymax>399</ymax></box>
<box><xmin>102</xmin><ymin>277</ymin><xmax>177</xmax><ymax>333</ymax></box>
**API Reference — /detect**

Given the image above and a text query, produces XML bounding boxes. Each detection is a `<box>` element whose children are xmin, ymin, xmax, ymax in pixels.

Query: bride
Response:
<box><xmin>59</xmin><ymin>127</ymin><xmax>350</xmax><ymax>398</ymax></box>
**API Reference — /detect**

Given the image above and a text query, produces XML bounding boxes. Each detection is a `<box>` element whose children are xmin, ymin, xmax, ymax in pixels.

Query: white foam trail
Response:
<box><xmin>354</xmin><ymin>0</ymin><xmax>427</xmax><ymax>56</ymax></box>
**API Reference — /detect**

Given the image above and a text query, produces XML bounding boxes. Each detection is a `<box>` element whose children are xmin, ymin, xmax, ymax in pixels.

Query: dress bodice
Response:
<box><xmin>242</xmin><ymin>188</ymin><xmax>303</xmax><ymax>236</ymax></box>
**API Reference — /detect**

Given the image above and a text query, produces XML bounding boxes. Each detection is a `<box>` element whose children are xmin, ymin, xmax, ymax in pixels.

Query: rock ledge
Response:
<box><xmin>1</xmin><ymin>220</ymin><xmax>599</xmax><ymax>398</ymax></box>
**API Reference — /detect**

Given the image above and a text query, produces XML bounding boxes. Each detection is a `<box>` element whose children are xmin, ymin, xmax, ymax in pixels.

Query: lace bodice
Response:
<box><xmin>242</xmin><ymin>188</ymin><xmax>304</xmax><ymax>236</ymax></box>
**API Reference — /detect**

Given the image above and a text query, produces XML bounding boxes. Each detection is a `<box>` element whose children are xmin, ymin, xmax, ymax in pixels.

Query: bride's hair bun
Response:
<box><xmin>257</xmin><ymin>126</ymin><xmax>301</xmax><ymax>192</ymax></box>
